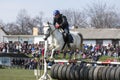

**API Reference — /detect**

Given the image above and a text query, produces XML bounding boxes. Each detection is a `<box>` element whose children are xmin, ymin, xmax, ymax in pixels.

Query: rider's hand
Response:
<box><xmin>55</xmin><ymin>23</ymin><xmax>60</xmax><ymax>28</ymax></box>
<box><xmin>55</xmin><ymin>25</ymin><xmax>60</xmax><ymax>28</ymax></box>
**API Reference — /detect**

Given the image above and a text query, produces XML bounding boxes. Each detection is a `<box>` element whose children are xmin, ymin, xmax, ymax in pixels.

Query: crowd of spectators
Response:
<box><xmin>82</xmin><ymin>44</ymin><xmax>120</xmax><ymax>60</ymax></box>
<box><xmin>0</xmin><ymin>41</ymin><xmax>120</xmax><ymax>59</ymax></box>
<box><xmin>47</xmin><ymin>43</ymin><xmax>120</xmax><ymax>67</ymax></box>
<box><xmin>54</xmin><ymin>43</ymin><xmax>120</xmax><ymax>61</ymax></box>
<box><xmin>0</xmin><ymin>41</ymin><xmax>120</xmax><ymax>68</ymax></box>
<box><xmin>0</xmin><ymin>41</ymin><xmax>44</xmax><ymax>55</ymax></box>
<box><xmin>11</xmin><ymin>58</ymin><xmax>43</xmax><ymax>69</ymax></box>
<box><xmin>0</xmin><ymin>41</ymin><xmax>44</xmax><ymax>69</ymax></box>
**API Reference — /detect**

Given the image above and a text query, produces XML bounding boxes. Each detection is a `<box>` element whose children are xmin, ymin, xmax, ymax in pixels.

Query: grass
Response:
<box><xmin>0</xmin><ymin>56</ymin><xmax>119</xmax><ymax>80</ymax></box>
<box><xmin>0</xmin><ymin>54</ymin><xmax>119</xmax><ymax>80</ymax></box>
<box><xmin>54</xmin><ymin>53</ymin><xmax>120</xmax><ymax>61</ymax></box>
<box><xmin>29</xmin><ymin>51</ymin><xmax>120</xmax><ymax>62</ymax></box>
<box><xmin>99</xmin><ymin>55</ymin><xmax>120</xmax><ymax>61</ymax></box>
<box><xmin>0</xmin><ymin>68</ymin><xmax>56</xmax><ymax>80</ymax></box>
<box><xmin>0</xmin><ymin>68</ymin><xmax>36</xmax><ymax>80</ymax></box>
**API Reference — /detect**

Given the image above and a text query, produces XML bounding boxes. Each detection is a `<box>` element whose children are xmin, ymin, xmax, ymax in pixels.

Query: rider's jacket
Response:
<box><xmin>53</xmin><ymin>14</ymin><xmax>69</xmax><ymax>30</ymax></box>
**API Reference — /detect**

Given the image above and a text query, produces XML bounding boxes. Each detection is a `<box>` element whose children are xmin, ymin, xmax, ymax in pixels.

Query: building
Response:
<box><xmin>1</xmin><ymin>27</ymin><xmax>120</xmax><ymax>46</ymax></box>
<box><xmin>0</xmin><ymin>53</ymin><xmax>30</xmax><ymax>66</ymax></box>
<box><xmin>3</xmin><ymin>35</ymin><xmax>44</xmax><ymax>44</ymax></box>
<box><xmin>2</xmin><ymin>27</ymin><xmax>44</xmax><ymax>44</ymax></box>
<box><xmin>72</xmin><ymin>28</ymin><xmax>120</xmax><ymax>46</ymax></box>
<box><xmin>0</xmin><ymin>27</ymin><xmax>8</xmax><ymax>42</ymax></box>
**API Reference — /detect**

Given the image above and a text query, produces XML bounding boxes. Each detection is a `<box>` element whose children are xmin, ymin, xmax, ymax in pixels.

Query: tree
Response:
<box><xmin>5</xmin><ymin>23</ymin><xmax>19</xmax><ymax>34</ymax></box>
<box><xmin>0</xmin><ymin>20</ymin><xmax>4</xmax><ymax>27</ymax></box>
<box><xmin>16</xmin><ymin>9</ymin><xmax>32</xmax><ymax>34</ymax></box>
<box><xmin>61</xmin><ymin>9</ymin><xmax>88</xmax><ymax>28</ymax></box>
<box><xmin>3</xmin><ymin>10</ymin><xmax>44</xmax><ymax>35</ymax></box>
<box><xmin>86</xmin><ymin>2</ymin><xmax>120</xmax><ymax>28</ymax></box>
<box><xmin>34</xmin><ymin>12</ymin><xmax>44</xmax><ymax>34</ymax></box>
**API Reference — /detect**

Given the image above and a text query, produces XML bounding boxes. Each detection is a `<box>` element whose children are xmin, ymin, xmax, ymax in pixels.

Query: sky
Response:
<box><xmin>0</xmin><ymin>0</ymin><xmax>120</xmax><ymax>23</ymax></box>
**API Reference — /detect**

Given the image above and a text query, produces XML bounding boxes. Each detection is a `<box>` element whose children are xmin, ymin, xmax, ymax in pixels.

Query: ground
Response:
<box><xmin>0</xmin><ymin>68</ymin><xmax>35</xmax><ymax>80</ymax></box>
<box><xmin>0</xmin><ymin>55</ymin><xmax>119</xmax><ymax>80</ymax></box>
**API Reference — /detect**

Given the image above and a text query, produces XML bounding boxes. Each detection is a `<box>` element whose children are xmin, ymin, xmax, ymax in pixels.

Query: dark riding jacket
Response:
<box><xmin>53</xmin><ymin>14</ymin><xmax>69</xmax><ymax>30</ymax></box>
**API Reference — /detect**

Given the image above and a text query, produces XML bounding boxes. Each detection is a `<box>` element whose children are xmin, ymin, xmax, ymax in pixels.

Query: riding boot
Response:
<box><xmin>66</xmin><ymin>33</ymin><xmax>70</xmax><ymax>48</ymax></box>
<box><xmin>62</xmin><ymin>32</ymin><xmax>67</xmax><ymax>42</ymax></box>
<box><xmin>63</xmin><ymin>32</ymin><xmax>70</xmax><ymax>48</ymax></box>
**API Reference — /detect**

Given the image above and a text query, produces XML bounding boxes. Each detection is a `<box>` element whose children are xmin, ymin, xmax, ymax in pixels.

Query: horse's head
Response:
<box><xmin>43</xmin><ymin>22</ymin><xmax>55</xmax><ymax>40</ymax></box>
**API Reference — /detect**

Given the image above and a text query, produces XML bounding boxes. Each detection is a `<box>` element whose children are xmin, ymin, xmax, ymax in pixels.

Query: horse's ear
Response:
<box><xmin>47</xmin><ymin>22</ymin><xmax>52</xmax><ymax>27</ymax></box>
<box><xmin>47</xmin><ymin>22</ymin><xmax>50</xmax><ymax>25</ymax></box>
<box><xmin>43</xmin><ymin>22</ymin><xmax>49</xmax><ymax>27</ymax></box>
<box><xmin>47</xmin><ymin>22</ymin><xmax>50</xmax><ymax>27</ymax></box>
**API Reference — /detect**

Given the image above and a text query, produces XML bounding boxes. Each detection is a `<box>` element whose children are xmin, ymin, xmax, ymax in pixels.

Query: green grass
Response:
<box><xmin>0</xmin><ymin>68</ymin><xmax>56</xmax><ymax>80</ymax></box>
<box><xmin>0</xmin><ymin>68</ymin><xmax>36</xmax><ymax>80</ymax></box>
<box><xmin>30</xmin><ymin>52</ymin><xmax>120</xmax><ymax>62</ymax></box>
<box><xmin>54</xmin><ymin>53</ymin><xmax>120</xmax><ymax>61</ymax></box>
<box><xmin>0</xmin><ymin>55</ymin><xmax>119</xmax><ymax>80</ymax></box>
<box><xmin>99</xmin><ymin>55</ymin><xmax>120</xmax><ymax>61</ymax></box>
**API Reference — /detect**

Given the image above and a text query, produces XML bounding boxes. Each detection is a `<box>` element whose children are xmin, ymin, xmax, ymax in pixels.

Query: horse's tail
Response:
<box><xmin>78</xmin><ymin>33</ymin><xmax>83</xmax><ymax>51</ymax></box>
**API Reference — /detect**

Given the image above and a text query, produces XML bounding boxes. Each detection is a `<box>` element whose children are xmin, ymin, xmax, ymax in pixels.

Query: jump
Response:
<box><xmin>43</xmin><ymin>22</ymin><xmax>83</xmax><ymax>59</ymax></box>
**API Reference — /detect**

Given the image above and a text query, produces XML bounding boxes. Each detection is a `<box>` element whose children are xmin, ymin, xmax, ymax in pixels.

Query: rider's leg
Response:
<box><xmin>64</xmin><ymin>28</ymin><xmax>71</xmax><ymax>48</ymax></box>
<box><xmin>64</xmin><ymin>28</ymin><xmax>69</xmax><ymax>41</ymax></box>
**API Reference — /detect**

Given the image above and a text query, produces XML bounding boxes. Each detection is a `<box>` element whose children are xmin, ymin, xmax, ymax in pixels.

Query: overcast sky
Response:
<box><xmin>0</xmin><ymin>0</ymin><xmax>120</xmax><ymax>23</ymax></box>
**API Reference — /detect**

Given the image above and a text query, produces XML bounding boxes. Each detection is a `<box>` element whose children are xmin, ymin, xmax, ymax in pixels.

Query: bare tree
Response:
<box><xmin>3</xmin><ymin>10</ymin><xmax>44</xmax><ymax>35</ymax></box>
<box><xmin>5</xmin><ymin>23</ymin><xmax>20</xmax><ymax>34</ymax></box>
<box><xmin>34</xmin><ymin>12</ymin><xmax>44</xmax><ymax>34</ymax></box>
<box><xmin>86</xmin><ymin>2</ymin><xmax>120</xmax><ymax>28</ymax></box>
<box><xmin>16</xmin><ymin>9</ymin><xmax>33</xmax><ymax>34</ymax></box>
<box><xmin>0</xmin><ymin>20</ymin><xmax>5</xmax><ymax>28</ymax></box>
<box><xmin>61</xmin><ymin>9</ymin><xmax>88</xmax><ymax>28</ymax></box>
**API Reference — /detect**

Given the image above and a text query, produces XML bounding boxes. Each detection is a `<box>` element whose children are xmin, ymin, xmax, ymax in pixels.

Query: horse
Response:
<box><xmin>43</xmin><ymin>22</ymin><xmax>83</xmax><ymax>59</ymax></box>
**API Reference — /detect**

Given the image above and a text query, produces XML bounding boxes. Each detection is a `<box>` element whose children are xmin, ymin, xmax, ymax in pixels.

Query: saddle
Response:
<box><xmin>59</xmin><ymin>28</ymin><xmax>73</xmax><ymax>48</ymax></box>
<box><xmin>62</xmin><ymin>32</ymin><xmax>73</xmax><ymax>43</ymax></box>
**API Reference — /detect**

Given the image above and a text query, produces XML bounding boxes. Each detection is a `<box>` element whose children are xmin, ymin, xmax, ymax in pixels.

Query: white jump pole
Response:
<box><xmin>54</xmin><ymin>60</ymin><xmax>120</xmax><ymax>65</ymax></box>
<box><xmin>39</xmin><ymin>40</ymin><xmax>52</xmax><ymax>80</ymax></box>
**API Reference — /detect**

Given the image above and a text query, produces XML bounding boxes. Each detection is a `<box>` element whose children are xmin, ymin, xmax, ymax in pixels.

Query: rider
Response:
<box><xmin>53</xmin><ymin>10</ymin><xmax>70</xmax><ymax>43</ymax></box>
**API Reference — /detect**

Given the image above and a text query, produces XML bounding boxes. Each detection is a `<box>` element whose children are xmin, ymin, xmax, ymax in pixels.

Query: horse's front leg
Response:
<box><xmin>50</xmin><ymin>49</ymin><xmax>55</xmax><ymax>59</ymax></box>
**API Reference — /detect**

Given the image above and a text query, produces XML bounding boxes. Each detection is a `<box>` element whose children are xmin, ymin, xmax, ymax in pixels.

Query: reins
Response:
<box><xmin>50</xmin><ymin>28</ymin><xmax>57</xmax><ymax>35</ymax></box>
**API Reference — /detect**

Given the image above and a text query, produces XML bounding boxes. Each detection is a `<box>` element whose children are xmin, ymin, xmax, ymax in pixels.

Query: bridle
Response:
<box><xmin>44</xmin><ymin>25</ymin><xmax>57</xmax><ymax>39</ymax></box>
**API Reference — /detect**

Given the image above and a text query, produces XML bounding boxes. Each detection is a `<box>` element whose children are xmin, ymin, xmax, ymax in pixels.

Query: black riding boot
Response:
<box><xmin>63</xmin><ymin>32</ymin><xmax>69</xmax><ymax>42</ymax></box>
<box><xmin>66</xmin><ymin>33</ymin><xmax>70</xmax><ymax>48</ymax></box>
<box><xmin>62</xmin><ymin>32</ymin><xmax>70</xmax><ymax>48</ymax></box>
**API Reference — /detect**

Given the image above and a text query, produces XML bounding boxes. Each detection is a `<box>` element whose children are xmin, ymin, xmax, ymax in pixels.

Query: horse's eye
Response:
<box><xmin>48</xmin><ymin>28</ymin><xmax>51</xmax><ymax>31</ymax></box>
<box><xmin>46</xmin><ymin>29</ymin><xmax>50</xmax><ymax>34</ymax></box>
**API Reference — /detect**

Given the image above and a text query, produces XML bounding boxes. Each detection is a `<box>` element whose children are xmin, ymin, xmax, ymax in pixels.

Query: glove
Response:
<box><xmin>55</xmin><ymin>25</ymin><xmax>60</xmax><ymax>28</ymax></box>
<box><xmin>55</xmin><ymin>23</ymin><xmax>60</xmax><ymax>28</ymax></box>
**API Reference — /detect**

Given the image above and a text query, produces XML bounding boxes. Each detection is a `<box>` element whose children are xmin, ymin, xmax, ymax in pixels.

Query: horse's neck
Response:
<box><xmin>50</xmin><ymin>26</ymin><xmax>60</xmax><ymax>37</ymax></box>
<box><xmin>51</xmin><ymin>27</ymin><xmax>63</xmax><ymax>43</ymax></box>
